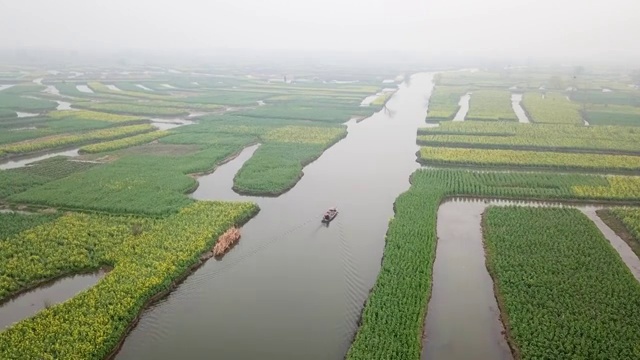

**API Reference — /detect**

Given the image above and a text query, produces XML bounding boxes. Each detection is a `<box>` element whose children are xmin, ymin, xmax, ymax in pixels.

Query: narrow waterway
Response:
<box><xmin>76</xmin><ymin>85</ymin><xmax>94</xmax><ymax>94</ymax></box>
<box><xmin>106</xmin><ymin>84</ymin><xmax>122</xmax><ymax>91</ymax></box>
<box><xmin>115</xmin><ymin>73</ymin><xmax>435</xmax><ymax>360</ymax></box>
<box><xmin>150</xmin><ymin>118</ymin><xmax>196</xmax><ymax>130</ymax></box>
<box><xmin>453</xmin><ymin>92</ymin><xmax>471</xmax><ymax>121</ymax></box>
<box><xmin>0</xmin><ymin>149</ymin><xmax>80</xmax><ymax>170</ymax></box>
<box><xmin>423</xmin><ymin>198</ymin><xmax>640</xmax><ymax>360</ymax></box>
<box><xmin>0</xmin><ymin>270</ymin><xmax>107</xmax><ymax>331</ymax></box>
<box><xmin>0</xmin><ymin>85</ymin><xmax>14</xmax><ymax>92</ymax></box>
<box><xmin>423</xmin><ymin>200</ymin><xmax>512</xmax><ymax>360</ymax></box>
<box><xmin>55</xmin><ymin>101</ymin><xmax>74</xmax><ymax>111</ymax></box>
<box><xmin>510</xmin><ymin>93</ymin><xmax>530</xmax><ymax>123</ymax></box>
<box><xmin>136</xmin><ymin>84</ymin><xmax>154</xmax><ymax>91</ymax></box>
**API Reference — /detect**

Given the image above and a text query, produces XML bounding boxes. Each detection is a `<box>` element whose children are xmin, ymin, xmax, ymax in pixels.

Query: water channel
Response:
<box><xmin>0</xmin><ymin>270</ymin><xmax>107</xmax><ymax>331</ymax></box>
<box><xmin>510</xmin><ymin>93</ymin><xmax>530</xmax><ymax>123</ymax></box>
<box><xmin>115</xmin><ymin>73</ymin><xmax>435</xmax><ymax>360</ymax></box>
<box><xmin>423</xmin><ymin>198</ymin><xmax>640</xmax><ymax>360</ymax></box>
<box><xmin>0</xmin><ymin>149</ymin><xmax>80</xmax><ymax>170</ymax></box>
<box><xmin>453</xmin><ymin>92</ymin><xmax>471</xmax><ymax>121</ymax></box>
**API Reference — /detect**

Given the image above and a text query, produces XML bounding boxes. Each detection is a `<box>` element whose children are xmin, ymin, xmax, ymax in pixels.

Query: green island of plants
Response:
<box><xmin>0</xmin><ymin>124</ymin><xmax>155</xmax><ymax>156</ymax></box>
<box><xmin>522</xmin><ymin>92</ymin><xmax>582</xmax><ymax>124</ymax></box>
<box><xmin>79</xmin><ymin>130</ymin><xmax>169</xmax><ymax>154</ymax></box>
<box><xmin>346</xmin><ymin>169</ymin><xmax>640</xmax><ymax>360</ymax></box>
<box><xmin>483</xmin><ymin>207</ymin><xmax>640</xmax><ymax>359</ymax></box>
<box><xmin>425</xmin><ymin>85</ymin><xmax>468</xmax><ymax>121</ymax></box>
<box><xmin>418</xmin><ymin>146</ymin><xmax>640</xmax><ymax>173</ymax></box>
<box><xmin>466</xmin><ymin>90</ymin><xmax>517</xmax><ymax>121</ymax></box>
<box><xmin>0</xmin><ymin>201</ymin><xmax>258</xmax><ymax>359</ymax></box>
<box><xmin>417</xmin><ymin>121</ymin><xmax>640</xmax><ymax>154</ymax></box>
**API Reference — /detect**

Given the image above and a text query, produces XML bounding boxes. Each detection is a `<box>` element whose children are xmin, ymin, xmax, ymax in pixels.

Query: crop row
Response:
<box><xmin>418</xmin><ymin>146</ymin><xmax>640</xmax><ymax>172</ymax></box>
<box><xmin>521</xmin><ymin>92</ymin><xmax>582</xmax><ymax>124</ymax></box>
<box><xmin>74</xmin><ymin>102</ymin><xmax>188</xmax><ymax>117</ymax></box>
<box><xmin>0</xmin><ymin>201</ymin><xmax>258</xmax><ymax>359</ymax></box>
<box><xmin>467</xmin><ymin>90</ymin><xmax>517</xmax><ymax>121</ymax></box>
<box><xmin>483</xmin><ymin>207</ymin><xmax>640</xmax><ymax>359</ymax></box>
<box><xmin>80</xmin><ymin>130</ymin><xmax>169</xmax><ymax>154</ymax></box>
<box><xmin>0</xmin><ymin>124</ymin><xmax>155</xmax><ymax>155</ymax></box>
<box><xmin>262</xmin><ymin>125</ymin><xmax>346</xmax><ymax>144</ymax></box>
<box><xmin>417</xmin><ymin>122</ymin><xmax>640</xmax><ymax>154</ymax></box>
<box><xmin>346</xmin><ymin>169</ymin><xmax>640</xmax><ymax>359</ymax></box>
<box><xmin>48</xmin><ymin>110</ymin><xmax>145</xmax><ymax>123</ymax></box>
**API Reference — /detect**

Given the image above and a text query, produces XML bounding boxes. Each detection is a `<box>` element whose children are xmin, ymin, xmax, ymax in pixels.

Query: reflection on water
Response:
<box><xmin>453</xmin><ymin>92</ymin><xmax>471</xmax><ymax>121</ymax></box>
<box><xmin>0</xmin><ymin>270</ymin><xmax>107</xmax><ymax>331</ymax></box>
<box><xmin>0</xmin><ymin>149</ymin><xmax>80</xmax><ymax>170</ymax></box>
<box><xmin>116</xmin><ymin>73</ymin><xmax>435</xmax><ymax>360</ymax></box>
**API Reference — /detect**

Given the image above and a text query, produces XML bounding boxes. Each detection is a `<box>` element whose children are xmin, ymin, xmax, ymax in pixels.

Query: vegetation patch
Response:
<box><xmin>522</xmin><ymin>92</ymin><xmax>582</xmax><ymax>124</ymax></box>
<box><xmin>0</xmin><ymin>201</ymin><xmax>258</xmax><ymax>359</ymax></box>
<box><xmin>80</xmin><ymin>130</ymin><xmax>169</xmax><ymax>154</ymax></box>
<box><xmin>346</xmin><ymin>169</ymin><xmax>640</xmax><ymax>360</ymax></box>
<box><xmin>418</xmin><ymin>146</ymin><xmax>640</xmax><ymax>173</ymax></box>
<box><xmin>417</xmin><ymin>122</ymin><xmax>640</xmax><ymax>154</ymax></box>
<box><xmin>425</xmin><ymin>85</ymin><xmax>468</xmax><ymax>121</ymax></box>
<box><xmin>0</xmin><ymin>124</ymin><xmax>155</xmax><ymax>156</ymax></box>
<box><xmin>467</xmin><ymin>90</ymin><xmax>517</xmax><ymax>121</ymax></box>
<box><xmin>483</xmin><ymin>207</ymin><xmax>640</xmax><ymax>359</ymax></box>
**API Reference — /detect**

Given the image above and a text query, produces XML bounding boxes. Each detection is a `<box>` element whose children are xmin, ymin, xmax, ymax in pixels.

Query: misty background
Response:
<box><xmin>0</xmin><ymin>0</ymin><xmax>638</xmax><ymax>66</ymax></box>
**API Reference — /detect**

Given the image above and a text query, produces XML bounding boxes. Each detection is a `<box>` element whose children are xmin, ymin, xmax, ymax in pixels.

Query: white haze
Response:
<box><xmin>0</xmin><ymin>0</ymin><xmax>638</xmax><ymax>64</ymax></box>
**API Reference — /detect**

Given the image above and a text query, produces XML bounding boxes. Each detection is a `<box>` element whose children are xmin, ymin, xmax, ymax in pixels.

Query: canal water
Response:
<box><xmin>115</xmin><ymin>73</ymin><xmax>435</xmax><ymax>360</ymax></box>
<box><xmin>0</xmin><ymin>270</ymin><xmax>107</xmax><ymax>331</ymax></box>
<box><xmin>453</xmin><ymin>92</ymin><xmax>471</xmax><ymax>121</ymax></box>
<box><xmin>423</xmin><ymin>198</ymin><xmax>640</xmax><ymax>360</ymax></box>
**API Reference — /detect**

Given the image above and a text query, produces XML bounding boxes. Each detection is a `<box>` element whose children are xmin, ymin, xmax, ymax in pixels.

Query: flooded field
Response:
<box><xmin>115</xmin><ymin>73</ymin><xmax>435</xmax><ymax>360</ymax></box>
<box><xmin>0</xmin><ymin>270</ymin><xmax>107</xmax><ymax>331</ymax></box>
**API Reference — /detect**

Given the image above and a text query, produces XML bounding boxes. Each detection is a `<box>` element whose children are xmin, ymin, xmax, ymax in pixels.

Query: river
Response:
<box><xmin>115</xmin><ymin>73</ymin><xmax>435</xmax><ymax>359</ymax></box>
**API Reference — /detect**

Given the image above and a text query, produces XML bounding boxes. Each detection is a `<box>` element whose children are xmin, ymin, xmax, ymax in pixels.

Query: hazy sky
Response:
<box><xmin>1</xmin><ymin>0</ymin><xmax>638</xmax><ymax>62</ymax></box>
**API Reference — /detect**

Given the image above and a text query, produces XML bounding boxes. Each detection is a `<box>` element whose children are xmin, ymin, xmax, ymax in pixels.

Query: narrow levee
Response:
<box><xmin>115</xmin><ymin>73</ymin><xmax>435</xmax><ymax>360</ymax></box>
<box><xmin>453</xmin><ymin>92</ymin><xmax>471</xmax><ymax>121</ymax></box>
<box><xmin>424</xmin><ymin>198</ymin><xmax>640</xmax><ymax>360</ymax></box>
<box><xmin>423</xmin><ymin>200</ymin><xmax>512</xmax><ymax>360</ymax></box>
<box><xmin>0</xmin><ymin>270</ymin><xmax>107</xmax><ymax>331</ymax></box>
<box><xmin>510</xmin><ymin>93</ymin><xmax>530</xmax><ymax>123</ymax></box>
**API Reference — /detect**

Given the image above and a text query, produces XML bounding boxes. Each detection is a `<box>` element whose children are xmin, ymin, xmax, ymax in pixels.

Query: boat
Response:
<box><xmin>322</xmin><ymin>207</ymin><xmax>338</xmax><ymax>223</ymax></box>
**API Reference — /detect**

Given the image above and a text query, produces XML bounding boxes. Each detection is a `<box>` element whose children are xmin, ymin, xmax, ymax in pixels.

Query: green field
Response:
<box><xmin>484</xmin><ymin>207</ymin><xmax>640</xmax><ymax>359</ymax></box>
<box><xmin>521</xmin><ymin>92</ymin><xmax>582</xmax><ymax>124</ymax></box>
<box><xmin>467</xmin><ymin>90</ymin><xmax>517</xmax><ymax>121</ymax></box>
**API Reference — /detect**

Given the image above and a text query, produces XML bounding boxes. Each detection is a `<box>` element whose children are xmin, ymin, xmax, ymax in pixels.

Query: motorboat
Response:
<box><xmin>322</xmin><ymin>207</ymin><xmax>338</xmax><ymax>223</ymax></box>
